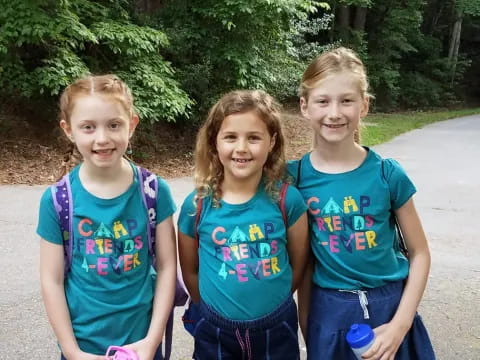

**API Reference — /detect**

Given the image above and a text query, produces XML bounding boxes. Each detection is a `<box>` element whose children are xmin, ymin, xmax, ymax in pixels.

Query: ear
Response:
<box><xmin>129</xmin><ymin>114</ymin><xmax>139</xmax><ymax>138</ymax></box>
<box><xmin>300</xmin><ymin>97</ymin><xmax>309</xmax><ymax>118</ymax></box>
<box><xmin>60</xmin><ymin>120</ymin><xmax>73</xmax><ymax>142</ymax></box>
<box><xmin>360</xmin><ymin>97</ymin><xmax>369</xmax><ymax>118</ymax></box>
<box><xmin>269</xmin><ymin>133</ymin><xmax>277</xmax><ymax>152</ymax></box>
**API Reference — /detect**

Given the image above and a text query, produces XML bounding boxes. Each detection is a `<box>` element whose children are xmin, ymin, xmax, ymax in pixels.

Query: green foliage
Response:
<box><xmin>0</xmin><ymin>0</ymin><xmax>192</xmax><ymax>123</ymax></box>
<box><xmin>159</xmin><ymin>0</ymin><xmax>326</xmax><ymax>119</ymax></box>
<box><xmin>1</xmin><ymin>0</ymin><xmax>479</xmax><ymax>127</ymax></box>
<box><xmin>363</xmin><ymin>0</ymin><xmax>430</xmax><ymax>109</ymax></box>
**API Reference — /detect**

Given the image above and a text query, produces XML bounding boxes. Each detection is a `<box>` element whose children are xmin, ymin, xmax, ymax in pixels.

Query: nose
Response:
<box><xmin>328</xmin><ymin>102</ymin><xmax>341</xmax><ymax>120</ymax></box>
<box><xmin>95</xmin><ymin>127</ymin><xmax>108</xmax><ymax>144</ymax></box>
<box><xmin>235</xmin><ymin>138</ymin><xmax>248</xmax><ymax>152</ymax></box>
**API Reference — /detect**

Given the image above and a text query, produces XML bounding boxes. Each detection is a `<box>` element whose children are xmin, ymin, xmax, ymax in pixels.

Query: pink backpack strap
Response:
<box><xmin>279</xmin><ymin>182</ymin><xmax>288</xmax><ymax>228</ymax></box>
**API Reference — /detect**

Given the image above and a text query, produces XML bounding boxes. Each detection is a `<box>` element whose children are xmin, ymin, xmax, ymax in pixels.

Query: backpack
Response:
<box><xmin>51</xmin><ymin>166</ymin><xmax>188</xmax><ymax>360</ymax></box>
<box><xmin>294</xmin><ymin>156</ymin><xmax>408</xmax><ymax>257</ymax></box>
<box><xmin>181</xmin><ymin>182</ymin><xmax>289</xmax><ymax>335</ymax></box>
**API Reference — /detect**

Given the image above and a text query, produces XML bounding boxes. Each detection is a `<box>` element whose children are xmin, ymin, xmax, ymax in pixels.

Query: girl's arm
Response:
<box><xmin>363</xmin><ymin>198</ymin><xmax>431</xmax><ymax>360</ymax></box>
<box><xmin>286</xmin><ymin>212</ymin><xmax>309</xmax><ymax>292</ymax></box>
<box><xmin>127</xmin><ymin>216</ymin><xmax>177</xmax><ymax>360</ymax></box>
<box><xmin>178</xmin><ymin>231</ymin><xmax>200</xmax><ymax>303</ymax></box>
<box><xmin>40</xmin><ymin>239</ymin><xmax>104</xmax><ymax>360</ymax></box>
<box><xmin>297</xmin><ymin>256</ymin><xmax>314</xmax><ymax>341</ymax></box>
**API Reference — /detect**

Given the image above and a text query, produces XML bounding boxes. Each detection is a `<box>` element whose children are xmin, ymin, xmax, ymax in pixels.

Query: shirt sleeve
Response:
<box><xmin>177</xmin><ymin>191</ymin><xmax>197</xmax><ymax>238</ymax></box>
<box><xmin>36</xmin><ymin>187</ymin><xmax>63</xmax><ymax>244</ymax></box>
<box><xmin>383</xmin><ymin>158</ymin><xmax>417</xmax><ymax>210</ymax></box>
<box><xmin>155</xmin><ymin>176</ymin><xmax>177</xmax><ymax>224</ymax></box>
<box><xmin>284</xmin><ymin>185</ymin><xmax>308</xmax><ymax>228</ymax></box>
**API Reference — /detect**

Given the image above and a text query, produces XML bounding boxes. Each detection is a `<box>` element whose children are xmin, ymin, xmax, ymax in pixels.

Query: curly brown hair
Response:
<box><xmin>194</xmin><ymin>90</ymin><xmax>287</xmax><ymax>207</ymax></box>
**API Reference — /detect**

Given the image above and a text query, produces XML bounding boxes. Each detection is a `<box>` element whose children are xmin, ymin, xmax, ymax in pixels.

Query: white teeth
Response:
<box><xmin>325</xmin><ymin>124</ymin><xmax>345</xmax><ymax>128</ymax></box>
<box><xmin>234</xmin><ymin>158</ymin><xmax>250</xmax><ymax>163</ymax></box>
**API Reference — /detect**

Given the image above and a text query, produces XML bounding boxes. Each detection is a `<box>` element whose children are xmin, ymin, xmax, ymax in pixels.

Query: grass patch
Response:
<box><xmin>362</xmin><ymin>108</ymin><xmax>480</xmax><ymax>146</ymax></box>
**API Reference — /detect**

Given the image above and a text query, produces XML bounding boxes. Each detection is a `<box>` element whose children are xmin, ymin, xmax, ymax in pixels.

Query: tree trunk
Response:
<box><xmin>337</xmin><ymin>5</ymin><xmax>351</xmax><ymax>41</ymax></box>
<box><xmin>353</xmin><ymin>7</ymin><xmax>367</xmax><ymax>31</ymax></box>
<box><xmin>448</xmin><ymin>8</ymin><xmax>463</xmax><ymax>85</ymax></box>
<box><xmin>136</xmin><ymin>0</ymin><xmax>163</xmax><ymax>13</ymax></box>
<box><xmin>329</xmin><ymin>2</ymin><xmax>337</xmax><ymax>43</ymax></box>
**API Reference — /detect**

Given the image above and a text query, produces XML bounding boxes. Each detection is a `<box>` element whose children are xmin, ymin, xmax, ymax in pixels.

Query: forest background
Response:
<box><xmin>1</xmin><ymin>0</ymin><xmax>479</xmax><ymax>184</ymax></box>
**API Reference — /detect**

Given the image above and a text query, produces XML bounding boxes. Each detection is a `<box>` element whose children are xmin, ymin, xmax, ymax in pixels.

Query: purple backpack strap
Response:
<box><xmin>50</xmin><ymin>174</ymin><xmax>74</xmax><ymax>274</ymax></box>
<box><xmin>137</xmin><ymin>166</ymin><xmax>189</xmax><ymax>360</ymax></box>
<box><xmin>136</xmin><ymin>166</ymin><xmax>158</xmax><ymax>264</ymax></box>
<box><xmin>279</xmin><ymin>182</ymin><xmax>288</xmax><ymax>228</ymax></box>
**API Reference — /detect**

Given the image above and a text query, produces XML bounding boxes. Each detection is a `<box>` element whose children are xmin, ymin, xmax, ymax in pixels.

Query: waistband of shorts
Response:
<box><xmin>314</xmin><ymin>280</ymin><xmax>404</xmax><ymax>301</ymax></box>
<box><xmin>199</xmin><ymin>295</ymin><xmax>295</xmax><ymax>330</ymax></box>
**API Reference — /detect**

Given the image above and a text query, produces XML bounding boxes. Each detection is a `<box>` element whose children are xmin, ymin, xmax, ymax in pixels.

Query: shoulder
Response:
<box><xmin>177</xmin><ymin>190</ymin><xmax>202</xmax><ymax>235</ymax></box>
<box><xmin>280</xmin><ymin>183</ymin><xmax>307</xmax><ymax>226</ymax></box>
<box><xmin>283</xmin><ymin>183</ymin><xmax>305</xmax><ymax>204</ymax></box>
<box><xmin>368</xmin><ymin>149</ymin><xmax>410</xmax><ymax>182</ymax></box>
<box><xmin>179</xmin><ymin>190</ymin><xmax>199</xmax><ymax>214</ymax></box>
<box><xmin>286</xmin><ymin>153</ymin><xmax>310</xmax><ymax>183</ymax></box>
<box><xmin>156</xmin><ymin>176</ymin><xmax>173</xmax><ymax>194</ymax></box>
<box><xmin>286</xmin><ymin>159</ymin><xmax>300</xmax><ymax>176</ymax></box>
<box><xmin>39</xmin><ymin>186</ymin><xmax>55</xmax><ymax>209</ymax></box>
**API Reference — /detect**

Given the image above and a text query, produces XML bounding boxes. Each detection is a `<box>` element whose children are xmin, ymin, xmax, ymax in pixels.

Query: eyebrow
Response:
<box><xmin>312</xmin><ymin>93</ymin><xmax>357</xmax><ymax>98</ymax></box>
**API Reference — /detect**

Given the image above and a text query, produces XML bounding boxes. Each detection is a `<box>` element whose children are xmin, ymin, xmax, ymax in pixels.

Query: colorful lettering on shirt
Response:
<box><xmin>212</xmin><ymin>222</ymin><xmax>283</xmax><ymax>282</ymax></box>
<box><xmin>75</xmin><ymin>218</ymin><xmax>145</xmax><ymax>275</ymax></box>
<box><xmin>307</xmin><ymin>195</ymin><xmax>379</xmax><ymax>253</ymax></box>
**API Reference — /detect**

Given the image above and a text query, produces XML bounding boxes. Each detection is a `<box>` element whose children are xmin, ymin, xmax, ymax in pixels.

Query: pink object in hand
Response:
<box><xmin>105</xmin><ymin>346</ymin><xmax>139</xmax><ymax>360</ymax></box>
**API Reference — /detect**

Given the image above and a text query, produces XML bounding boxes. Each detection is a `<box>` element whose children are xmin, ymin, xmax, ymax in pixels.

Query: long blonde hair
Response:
<box><xmin>194</xmin><ymin>90</ymin><xmax>286</xmax><ymax>207</ymax></box>
<box><xmin>299</xmin><ymin>47</ymin><xmax>370</xmax><ymax>143</ymax></box>
<box><xmin>57</xmin><ymin>74</ymin><xmax>135</xmax><ymax>180</ymax></box>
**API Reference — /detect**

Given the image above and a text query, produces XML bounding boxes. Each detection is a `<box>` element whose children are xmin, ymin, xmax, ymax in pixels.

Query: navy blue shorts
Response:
<box><xmin>307</xmin><ymin>280</ymin><xmax>435</xmax><ymax>359</ymax></box>
<box><xmin>193</xmin><ymin>295</ymin><xmax>299</xmax><ymax>360</ymax></box>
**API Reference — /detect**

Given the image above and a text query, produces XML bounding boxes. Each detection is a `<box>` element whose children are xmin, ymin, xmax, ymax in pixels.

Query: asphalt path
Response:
<box><xmin>0</xmin><ymin>115</ymin><xmax>479</xmax><ymax>359</ymax></box>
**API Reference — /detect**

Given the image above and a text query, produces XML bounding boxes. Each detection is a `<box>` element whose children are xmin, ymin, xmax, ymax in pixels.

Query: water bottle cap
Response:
<box><xmin>346</xmin><ymin>323</ymin><xmax>375</xmax><ymax>349</ymax></box>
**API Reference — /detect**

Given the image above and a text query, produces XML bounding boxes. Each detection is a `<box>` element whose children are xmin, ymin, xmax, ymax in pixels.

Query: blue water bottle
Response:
<box><xmin>346</xmin><ymin>323</ymin><xmax>375</xmax><ymax>359</ymax></box>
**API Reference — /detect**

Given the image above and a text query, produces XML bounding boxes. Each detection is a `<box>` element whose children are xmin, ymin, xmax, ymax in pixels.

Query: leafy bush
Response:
<box><xmin>158</xmin><ymin>0</ymin><xmax>325</xmax><ymax>120</ymax></box>
<box><xmin>0</xmin><ymin>0</ymin><xmax>192</xmax><ymax>123</ymax></box>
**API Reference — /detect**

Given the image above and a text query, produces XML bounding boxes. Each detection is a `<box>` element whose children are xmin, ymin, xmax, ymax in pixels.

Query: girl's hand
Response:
<box><xmin>67</xmin><ymin>350</ymin><xmax>105</xmax><ymax>360</ymax></box>
<box><xmin>123</xmin><ymin>338</ymin><xmax>157</xmax><ymax>360</ymax></box>
<box><xmin>361</xmin><ymin>322</ymin><xmax>408</xmax><ymax>360</ymax></box>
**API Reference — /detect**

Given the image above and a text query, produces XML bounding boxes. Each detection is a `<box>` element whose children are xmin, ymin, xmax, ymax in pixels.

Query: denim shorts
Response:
<box><xmin>192</xmin><ymin>295</ymin><xmax>299</xmax><ymax>360</ymax></box>
<box><xmin>307</xmin><ymin>280</ymin><xmax>435</xmax><ymax>360</ymax></box>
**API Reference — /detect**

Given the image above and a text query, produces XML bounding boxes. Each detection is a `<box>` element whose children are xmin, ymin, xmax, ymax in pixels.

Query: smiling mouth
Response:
<box><xmin>93</xmin><ymin>149</ymin><xmax>114</xmax><ymax>154</ymax></box>
<box><xmin>233</xmin><ymin>158</ymin><xmax>252</xmax><ymax>163</ymax></box>
<box><xmin>324</xmin><ymin>124</ymin><xmax>346</xmax><ymax>129</ymax></box>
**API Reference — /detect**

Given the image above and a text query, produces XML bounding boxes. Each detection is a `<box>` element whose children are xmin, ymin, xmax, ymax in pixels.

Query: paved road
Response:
<box><xmin>1</xmin><ymin>115</ymin><xmax>479</xmax><ymax>359</ymax></box>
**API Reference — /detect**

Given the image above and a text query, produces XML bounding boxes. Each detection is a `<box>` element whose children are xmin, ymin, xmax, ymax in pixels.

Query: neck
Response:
<box><xmin>79</xmin><ymin>158</ymin><xmax>133</xmax><ymax>198</ymax></box>
<box><xmin>81</xmin><ymin>157</ymin><xmax>128</xmax><ymax>180</ymax></box>
<box><xmin>221</xmin><ymin>172</ymin><xmax>263</xmax><ymax>204</ymax></box>
<box><xmin>311</xmin><ymin>140</ymin><xmax>366</xmax><ymax>173</ymax></box>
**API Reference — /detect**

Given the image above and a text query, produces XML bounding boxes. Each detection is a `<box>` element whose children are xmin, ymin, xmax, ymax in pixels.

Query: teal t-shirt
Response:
<box><xmin>178</xmin><ymin>183</ymin><xmax>307</xmax><ymax>320</ymax></box>
<box><xmin>287</xmin><ymin>148</ymin><xmax>414</xmax><ymax>290</ymax></box>
<box><xmin>36</xmin><ymin>164</ymin><xmax>176</xmax><ymax>355</ymax></box>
